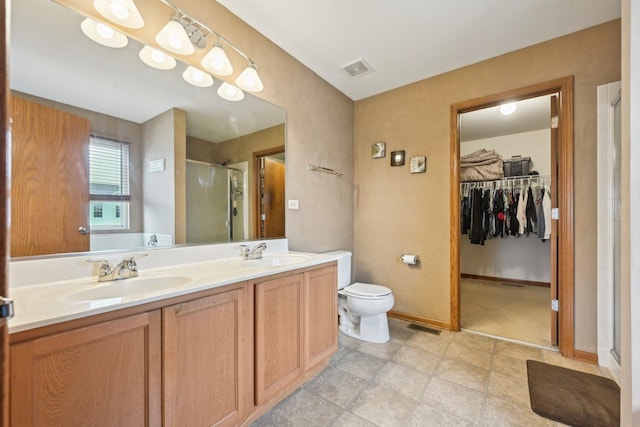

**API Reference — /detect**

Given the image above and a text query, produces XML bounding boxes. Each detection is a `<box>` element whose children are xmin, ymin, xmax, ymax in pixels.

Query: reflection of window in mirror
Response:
<box><xmin>89</xmin><ymin>136</ymin><xmax>131</xmax><ymax>231</ymax></box>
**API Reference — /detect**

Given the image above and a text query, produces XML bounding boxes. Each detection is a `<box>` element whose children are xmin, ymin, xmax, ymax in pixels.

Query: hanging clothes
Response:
<box><xmin>461</xmin><ymin>196</ymin><xmax>471</xmax><ymax>235</ymax></box>
<box><xmin>534</xmin><ymin>186</ymin><xmax>545</xmax><ymax>239</ymax></box>
<box><xmin>542</xmin><ymin>185</ymin><xmax>552</xmax><ymax>240</ymax></box>
<box><xmin>493</xmin><ymin>189</ymin><xmax>505</xmax><ymax>238</ymax></box>
<box><xmin>525</xmin><ymin>186</ymin><xmax>537</xmax><ymax>235</ymax></box>
<box><xmin>470</xmin><ymin>188</ymin><xmax>486</xmax><ymax>245</ymax></box>
<box><xmin>517</xmin><ymin>188</ymin><xmax>527</xmax><ymax>235</ymax></box>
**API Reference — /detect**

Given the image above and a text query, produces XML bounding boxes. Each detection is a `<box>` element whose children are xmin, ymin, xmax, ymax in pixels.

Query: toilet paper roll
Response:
<box><xmin>401</xmin><ymin>255</ymin><xmax>418</xmax><ymax>265</ymax></box>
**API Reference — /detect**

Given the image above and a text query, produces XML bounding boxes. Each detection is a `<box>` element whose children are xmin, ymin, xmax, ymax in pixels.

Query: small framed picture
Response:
<box><xmin>372</xmin><ymin>142</ymin><xmax>386</xmax><ymax>159</ymax></box>
<box><xmin>410</xmin><ymin>156</ymin><xmax>426</xmax><ymax>173</ymax></box>
<box><xmin>390</xmin><ymin>150</ymin><xmax>405</xmax><ymax>166</ymax></box>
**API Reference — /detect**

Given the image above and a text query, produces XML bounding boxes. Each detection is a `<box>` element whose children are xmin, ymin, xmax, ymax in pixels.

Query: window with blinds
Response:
<box><xmin>89</xmin><ymin>136</ymin><xmax>131</xmax><ymax>230</ymax></box>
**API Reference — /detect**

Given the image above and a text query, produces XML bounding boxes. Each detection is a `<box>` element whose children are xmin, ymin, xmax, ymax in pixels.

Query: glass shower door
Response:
<box><xmin>612</xmin><ymin>93</ymin><xmax>622</xmax><ymax>362</ymax></box>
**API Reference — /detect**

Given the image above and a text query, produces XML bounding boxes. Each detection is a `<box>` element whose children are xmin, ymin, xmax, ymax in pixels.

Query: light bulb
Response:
<box><xmin>151</xmin><ymin>49</ymin><xmax>166</xmax><ymax>63</ymax></box>
<box><xmin>168</xmin><ymin>34</ymin><xmax>183</xmax><ymax>50</ymax></box>
<box><xmin>94</xmin><ymin>0</ymin><xmax>144</xmax><ymax>29</ymax></box>
<box><xmin>191</xmin><ymin>69</ymin><xmax>204</xmax><ymax>83</ymax></box>
<box><xmin>235</xmin><ymin>64</ymin><xmax>263</xmax><ymax>92</ymax></box>
<box><xmin>95</xmin><ymin>23</ymin><xmax>114</xmax><ymax>39</ymax></box>
<box><xmin>80</xmin><ymin>18</ymin><xmax>128</xmax><ymax>48</ymax></box>
<box><xmin>201</xmin><ymin>44</ymin><xmax>233</xmax><ymax>76</ymax></box>
<box><xmin>155</xmin><ymin>20</ymin><xmax>194</xmax><ymax>55</ymax></box>
<box><xmin>139</xmin><ymin>46</ymin><xmax>176</xmax><ymax>70</ymax></box>
<box><xmin>182</xmin><ymin>66</ymin><xmax>213</xmax><ymax>87</ymax></box>
<box><xmin>500</xmin><ymin>102</ymin><xmax>517</xmax><ymax>115</ymax></box>
<box><xmin>217</xmin><ymin>82</ymin><xmax>244</xmax><ymax>101</ymax></box>
<box><xmin>109</xmin><ymin>1</ymin><xmax>129</xmax><ymax>20</ymax></box>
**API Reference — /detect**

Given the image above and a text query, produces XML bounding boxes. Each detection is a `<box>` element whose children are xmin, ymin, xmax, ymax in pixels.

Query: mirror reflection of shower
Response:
<box><xmin>186</xmin><ymin>160</ymin><xmax>249</xmax><ymax>243</ymax></box>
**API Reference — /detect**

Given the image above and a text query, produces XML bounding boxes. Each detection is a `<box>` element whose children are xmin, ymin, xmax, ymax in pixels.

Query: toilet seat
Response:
<box><xmin>341</xmin><ymin>282</ymin><xmax>391</xmax><ymax>299</ymax></box>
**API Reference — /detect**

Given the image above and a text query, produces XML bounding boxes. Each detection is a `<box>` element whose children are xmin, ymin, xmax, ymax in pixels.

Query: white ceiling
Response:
<box><xmin>10</xmin><ymin>0</ymin><xmax>285</xmax><ymax>143</ymax></box>
<box><xmin>217</xmin><ymin>0</ymin><xmax>621</xmax><ymax>101</ymax></box>
<box><xmin>460</xmin><ymin>95</ymin><xmax>552</xmax><ymax>142</ymax></box>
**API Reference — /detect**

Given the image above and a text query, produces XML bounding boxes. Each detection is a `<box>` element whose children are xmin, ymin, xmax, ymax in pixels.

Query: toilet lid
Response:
<box><xmin>343</xmin><ymin>282</ymin><xmax>391</xmax><ymax>298</ymax></box>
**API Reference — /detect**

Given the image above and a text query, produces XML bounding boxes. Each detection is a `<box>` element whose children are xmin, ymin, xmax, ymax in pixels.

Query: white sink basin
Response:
<box><xmin>241</xmin><ymin>254</ymin><xmax>312</xmax><ymax>268</ymax></box>
<box><xmin>64</xmin><ymin>275</ymin><xmax>192</xmax><ymax>302</ymax></box>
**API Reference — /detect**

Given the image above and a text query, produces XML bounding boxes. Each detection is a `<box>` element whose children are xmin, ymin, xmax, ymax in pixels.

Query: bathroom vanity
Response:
<box><xmin>8</xmin><ymin>244</ymin><xmax>338</xmax><ymax>426</ymax></box>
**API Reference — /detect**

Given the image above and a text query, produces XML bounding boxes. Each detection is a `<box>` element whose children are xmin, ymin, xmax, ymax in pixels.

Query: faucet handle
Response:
<box><xmin>125</xmin><ymin>253</ymin><xmax>148</xmax><ymax>271</ymax></box>
<box><xmin>86</xmin><ymin>259</ymin><xmax>112</xmax><ymax>276</ymax></box>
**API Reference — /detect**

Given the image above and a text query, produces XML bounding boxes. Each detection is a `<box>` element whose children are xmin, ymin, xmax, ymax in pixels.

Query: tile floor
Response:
<box><xmin>251</xmin><ymin>318</ymin><xmax>610</xmax><ymax>427</ymax></box>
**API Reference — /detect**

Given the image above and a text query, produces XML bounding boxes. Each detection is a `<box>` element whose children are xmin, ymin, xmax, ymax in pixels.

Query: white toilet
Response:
<box><xmin>327</xmin><ymin>251</ymin><xmax>394</xmax><ymax>343</ymax></box>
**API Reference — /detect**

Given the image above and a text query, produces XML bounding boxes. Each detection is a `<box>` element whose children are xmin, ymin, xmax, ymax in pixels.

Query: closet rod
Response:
<box><xmin>460</xmin><ymin>174</ymin><xmax>551</xmax><ymax>189</ymax></box>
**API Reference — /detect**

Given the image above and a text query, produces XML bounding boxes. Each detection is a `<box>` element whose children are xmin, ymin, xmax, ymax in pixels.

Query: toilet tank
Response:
<box><xmin>323</xmin><ymin>250</ymin><xmax>352</xmax><ymax>289</ymax></box>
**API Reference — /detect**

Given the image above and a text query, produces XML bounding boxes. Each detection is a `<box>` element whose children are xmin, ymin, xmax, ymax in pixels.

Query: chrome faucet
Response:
<box><xmin>88</xmin><ymin>254</ymin><xmax>148</xmax><ymax>282</ymax></box>
<box><xmin>239</xmin><ymin>243</ymin><xmax>267</xmax><ymax>260</ymax></box>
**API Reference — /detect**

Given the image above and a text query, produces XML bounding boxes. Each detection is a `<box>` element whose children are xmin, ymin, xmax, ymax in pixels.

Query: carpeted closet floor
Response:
<box><xmin>461</xmin><ymin>278</ymin><xmax>551</xmax><ymax>348</ymax></box>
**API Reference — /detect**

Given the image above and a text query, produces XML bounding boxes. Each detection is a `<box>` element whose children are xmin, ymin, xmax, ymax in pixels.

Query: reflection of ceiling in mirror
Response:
<box><xmin>460</xmin><ymin>95</ymin><xmax>553</xmax><ymax>143</ymax></box>
<box><xmin>10</xmin><ymin>0</ymin><xmax>285</xmax><ymax>143</ymax></box>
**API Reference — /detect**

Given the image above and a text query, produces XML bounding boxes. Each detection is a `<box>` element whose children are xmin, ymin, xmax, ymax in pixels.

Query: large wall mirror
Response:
<box><xmin>10</xmin><ymin>0</ymin><xmax>286</xmax><ymax>258</ymax></box>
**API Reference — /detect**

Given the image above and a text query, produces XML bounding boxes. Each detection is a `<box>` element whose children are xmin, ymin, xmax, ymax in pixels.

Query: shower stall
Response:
<box><xmin>186</xmin><ymin>160</ymin><xmax>248</xmax><ymax>243</ymax></box>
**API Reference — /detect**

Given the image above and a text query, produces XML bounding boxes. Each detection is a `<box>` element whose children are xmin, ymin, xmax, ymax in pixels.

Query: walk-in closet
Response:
<box><xmin>458</xmin><ymin>94</ymin><xmax>555</xmax><ymax>348</ymax></box>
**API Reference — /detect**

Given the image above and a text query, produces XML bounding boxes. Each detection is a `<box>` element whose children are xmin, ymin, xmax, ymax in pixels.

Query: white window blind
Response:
<box><xmin>89</xmin><ymin>135</ymin><xmax>131</xmax><ymax>201</ymax></box>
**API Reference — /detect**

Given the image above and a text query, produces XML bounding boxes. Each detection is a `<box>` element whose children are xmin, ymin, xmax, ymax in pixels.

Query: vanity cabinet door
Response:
<box><xmin>254</xmin><ymin>273</ymin><xmax>304</xmax><ymax>405</ymax></box>
<box><xmin>162</xmin><ymin>284</ymin><xmax>251</xmax><ymax>427</ymax></box>
<box><xmin>303</xmin><ymin>266</ymin><xmax>338</xmax><ymax>369</ymax></box>
<box><xmin>10</xmin><ymin>311</ymin><xmax>161</xmax><ymax>427</ymax></box>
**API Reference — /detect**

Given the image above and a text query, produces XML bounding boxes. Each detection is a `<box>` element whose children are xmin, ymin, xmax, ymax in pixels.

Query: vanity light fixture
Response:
<box><xmin>155</xmin><ymin>19</ymin><xmax>195</xmax><ymax>56</ymax></box>
<box><xmin>200</xmin><ymin>40</ymin><xmax>233</xmax><ymax>76</ymax></box>
<box><xmin>217</xmin><ymin>82</ymin><xmax>245</xmax><ymax>101</ymax></box>
<box><xmin>80</xmin><ymin>18</ymin><xmax>128</xmax><ymax>48</ymax></box>
<box><xmin>93</xmin><ymin>0</ymin><xmax>144</xmax><ymax>29</ymax></box>
<box><xmin>139</xmin><ymin>46</ymin><xmax>176</xmax><ymax>70</ymax></box>
<box><xmin>500</xmin><ymin>102</ymin><xmax>517</xmax><ymax>115</ymax></box>
<box><xmin>235</xmin><ymin>62</ymin><xmax>264</xmax><ymax>93</ymax></box>
<box><xmin>182</xmin><ymin>66</ymin><xmax>213</xmax><ymax>87</ymax></box>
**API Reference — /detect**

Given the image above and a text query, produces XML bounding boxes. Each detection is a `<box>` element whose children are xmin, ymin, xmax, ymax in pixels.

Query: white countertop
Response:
<box><xmin>9</xmin><ymin>246</ymin><xmax>339</xmax><ymax>334</ymax></box>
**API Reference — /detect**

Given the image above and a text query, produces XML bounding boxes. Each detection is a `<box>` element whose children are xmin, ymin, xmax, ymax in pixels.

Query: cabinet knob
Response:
<box><xmin>78</xmin><ymin>226</ymin><xmax>89</xmax><ymax>235</ymax></box>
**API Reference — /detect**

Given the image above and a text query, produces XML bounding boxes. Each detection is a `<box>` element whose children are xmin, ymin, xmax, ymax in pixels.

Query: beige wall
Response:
<box><xmin>174</xmin><ymin>0</ymin><xmax>355</xmax><ymax>253</ymax></box>
<box><xmin>354</xmin><ymin>20</ymin><xmax>621</xmax><ymax>352</ymax></box>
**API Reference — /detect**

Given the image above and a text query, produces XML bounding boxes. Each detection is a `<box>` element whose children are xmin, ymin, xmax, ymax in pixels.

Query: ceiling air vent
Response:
<box><xmin>341</xmin><ymin>58</ymin><xmax>374</xmax><ymax>79</ymax></box>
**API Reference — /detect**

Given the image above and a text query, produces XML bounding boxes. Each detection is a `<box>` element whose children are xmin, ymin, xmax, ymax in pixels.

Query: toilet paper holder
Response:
<box><xmin>400</xmin><ymin>254</ymin><xmax>419</xmax><ymax>265</ymax></box>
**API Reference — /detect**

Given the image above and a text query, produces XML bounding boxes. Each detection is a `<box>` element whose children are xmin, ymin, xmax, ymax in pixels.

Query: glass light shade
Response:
<box><xmin>139</xmin><ymin>46</ymin><xmax>176</xmax><ymax>70</ymax></box>
<box><xmin>93</xmin><ymin>0</ymin><xmax>144</xmax><ymax>29</ymax></box>
<box><xmin>80</xmin><ymin>18</ymin><xmax>128</xmax><ymax>48</ymax></box>
<box><xmin>182</xmin><ymin>66</ymin><xmax>213</xmax><ymax>88</ymax></box>
<box><xmin>217</xmin><ymin>82</ymin><xmax>245</xmax><ymax>101</ymax></box>
<box><xmin>200</xmin><ymin>45</ymin><xmax>233</xmax><ymax>76</ymax></box>
<box><xmin>235</xmin><ymin>64</ymin><xmax>264</xmax><ymax>92</ymax></box>
<box><xmin>155</xmin><ymin>20</ymin><xmax>194</xmax><ymax>56</ymax></box>
<box><xmin>500</xmin><ymin>102</ymin><xmax>517</xmax><ymax>115</ymax></box>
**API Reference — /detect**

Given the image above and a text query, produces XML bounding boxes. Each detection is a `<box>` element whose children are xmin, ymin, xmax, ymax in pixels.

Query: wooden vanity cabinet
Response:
<box><xmin>162</xmin><ymin>284</ymin><xmax>251</xmax><ymax>427</ymax></box>
<box><xmin>10</xmin><ymin>311</ymin><xmax>161</xmax><ymax>427</ymax></box>
<box><xmin>254</xmin><ymin>265</ymin><xmax>338</xmax><ymax>406</ymax></box>
<box><xmin>9</xmin><ymin>262</ymin><xmax>337</xmax><ymax>426</ymax></box>
<box><xmin>254</xmin><ymin>273</ymin><xmax>304</xmax><ymax>405</ymax></box>
<box><xmin>303</xmin><ymin>266</ymin><xmax>338</xmax><ymax>369</ymax></box>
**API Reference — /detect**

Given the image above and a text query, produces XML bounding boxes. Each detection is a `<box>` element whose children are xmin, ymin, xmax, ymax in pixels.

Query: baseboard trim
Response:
<box><xmin>388</xmin><ymin>310</ymin><xmax>451</xmax><ymax>331</ymax></box>
<box><xmin>573</xmin><ymin>350</ymin><xmax>598</xmax><ymax>365</ymax></box>
<box><xmin>461</xmin><ymin>273</ymin><xmax>551</xmax><ymax>288</ymax></box>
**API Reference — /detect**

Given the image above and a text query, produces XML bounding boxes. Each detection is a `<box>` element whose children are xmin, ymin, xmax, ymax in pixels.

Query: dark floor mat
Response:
<box><xmin>526</xmin><ymin>360</ymin><xmax>619</xmax><ymax>427</ymax></box>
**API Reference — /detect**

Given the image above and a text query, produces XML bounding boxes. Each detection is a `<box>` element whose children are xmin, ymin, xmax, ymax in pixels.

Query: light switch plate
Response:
<box><xmin>288</xmin><ymin>200</ymin><xmax>299</xmax><ymax>210</ymax></box>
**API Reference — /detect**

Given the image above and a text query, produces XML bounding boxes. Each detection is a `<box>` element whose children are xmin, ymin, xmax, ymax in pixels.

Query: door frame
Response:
<box><xmin>1</xmin><ymin>0</ymin><xmax>9</xmax><ymax>423</ymax></box>
<box><xmin>449</xmin><ymin>76</ymin><xmax>575</xmax><ymax>358</ymax></box>
<box><xmin>252</xmin><ymin>146</ymin><xmax>285</xmax><ymax>239</ymax></box>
